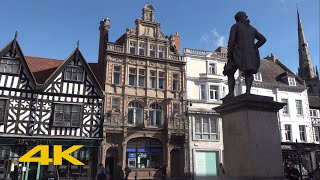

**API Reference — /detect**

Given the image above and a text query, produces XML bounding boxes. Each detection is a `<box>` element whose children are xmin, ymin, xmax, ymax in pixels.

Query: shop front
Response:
<box><xmin>0</xmin><ymin>138</ymin><xmax>99</xmax><ymax>180</ymax></box>
<box><xmin>281</xmin><ymin>142</ymin><xmax>317</xmax><ymax>178</ymax></box>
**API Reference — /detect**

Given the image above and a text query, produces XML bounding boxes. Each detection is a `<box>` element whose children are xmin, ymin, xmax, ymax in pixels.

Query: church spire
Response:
<box><xmin>297</xmin><ymin>8</ymin><xmax>315</xmax><ymax>80</ymax></box>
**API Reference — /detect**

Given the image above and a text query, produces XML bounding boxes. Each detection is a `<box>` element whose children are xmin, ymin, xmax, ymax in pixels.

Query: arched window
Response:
<box><xmin>149</xmin><ymin>103</ymin><xmax>163</xmax><ymax>127</ymax></box>
<box><xmin>126</xmin><ymin>138</ymin><xmax>162</xmax><ymax>169</ymax></box>
<box><xmin>128</xmin><ymin>101</ymin><xmax>143</xmax><ymax>126</ymax></box>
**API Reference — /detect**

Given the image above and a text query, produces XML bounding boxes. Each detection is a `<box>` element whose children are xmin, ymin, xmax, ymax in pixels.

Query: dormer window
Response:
<box><xmin>150</xmin><ymin>45</ymin><xmax>156</xmax><ymax>58</ymax></box>
<box><xmin>209</xmin><ymin>63</ymin><xmax>216</xmax><ymax>74</ymax></box>
<box><xmin>64</xmin><ymin>66</ymin><xmax>84</xmax><ymax>82</ymax></box>
<box><xmin>130</xmin><ymin>42</ymin><xmax>136</xmax><ymax>55</ymax></box>
<box><xmin>253</xmin><ymin>73</ymin><xmax>262</xmax><ymax>81</ymax></box>
<box><xmin>288</xmin><ymin>77</ymin><xmax>296</xmax><ymax>86</ymax></box>
<box><xmin>139</xmin><ymin>43</ymin><xmax>145</xmax><ymax>56</ymax></box>
<box><xmin>0</xmin><ymin>58</ymin><xmax>20</xmax><ymax>74</ymax></box>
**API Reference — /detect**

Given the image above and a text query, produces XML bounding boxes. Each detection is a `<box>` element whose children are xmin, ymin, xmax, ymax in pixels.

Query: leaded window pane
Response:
<box><xmin>0</xmin><ymin>59</ymin><xmax>20</xmax><ymax>74</ymax></box>
<box><xmin>64</xmin><ymin>67</ymin><xmax>84</xmax><ymax>82</ymax></box>
<box><xmin>210</xmin><ymin>119</ymin><xmax>217</xmax><ymax>133</ymax></box>
<box><xmin>0</xmin><ymin>100</ymin><xmax>7</xmax><ymax>123</ymax></box>
<box><xmin>54</xmin><ymin>104</ymin><xmax>81</xmax><ymax>127</ymax></box>
<box><xmin>203</xmin><ymin>119</ymin><xmax>209</xmax><ymax>133</ymax></box>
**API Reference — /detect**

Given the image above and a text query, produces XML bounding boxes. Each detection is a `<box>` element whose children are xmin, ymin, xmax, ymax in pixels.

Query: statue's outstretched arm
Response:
<box><xmin>255</xmin><ymin>30</ymin><xmax>266</xmax><ymax>49</ymax></box>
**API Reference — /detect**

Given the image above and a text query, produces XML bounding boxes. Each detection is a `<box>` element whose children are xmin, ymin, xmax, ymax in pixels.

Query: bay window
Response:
<box><xmin>194</xmin><ymin>117</ymin><xmax>218</xmax><ymax>140</ymax></box>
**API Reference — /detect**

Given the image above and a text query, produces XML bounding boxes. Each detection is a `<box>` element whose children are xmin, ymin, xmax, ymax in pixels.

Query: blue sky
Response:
<box><xmin>0</xmin><ymin>0</ymin><xmax>319</xmax><ymax>74</ymax></box>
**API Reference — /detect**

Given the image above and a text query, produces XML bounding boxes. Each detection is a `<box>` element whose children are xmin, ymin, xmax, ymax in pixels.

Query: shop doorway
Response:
<box><xmin>106</xmin><ymin>147</ymin><xmax>119</xmax><ymax>178</ymax></box>
<box><xmin>170</xmin><ymin>149</ymin><xmax>184</xmax><ymax>178</ymax></box>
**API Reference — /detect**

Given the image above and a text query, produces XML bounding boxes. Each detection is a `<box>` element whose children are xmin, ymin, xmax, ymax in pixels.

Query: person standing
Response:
<box><xmin>96</xmin><ymin>163</ymin><xmax>107</xmax><ymax>180</ymax></box>
<box><xmin>218</xmin><ymin>163</ymin><xmax>226</xmax><ymax>180</ymax></box>
<box><xmin>286</xmin><ymin>161</ymin><xmax>301</xmax><ymax>180</ymax></box>
<box><xmin>161</xmin><ymin>163</ymin><xmax>167</xmax><ymax>180</ymax></box>
<box><xmin>112</xmin><ymin>162</ymin><xmax>124</xmax><ymax>180</ymax></box>
<box><xmin>124</xmin><ymin>165</ymin><xmax>131</xmax><ymax>180</ymax></box>
<box><xmin>11</xmin><ymin>165</ymin><xmax>19</xmax><ymax>180</ymax></box>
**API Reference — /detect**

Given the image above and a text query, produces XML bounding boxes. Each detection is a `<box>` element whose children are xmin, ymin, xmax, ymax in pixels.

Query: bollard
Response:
<box><xmin>135</xmin><ymin>170</ymin><xmax>138</xmax><ymax>180</ymax></box>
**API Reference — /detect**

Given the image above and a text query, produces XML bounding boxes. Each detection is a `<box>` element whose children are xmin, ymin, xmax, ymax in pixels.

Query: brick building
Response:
<box><xmin>98</xmin><ymin>3</ymin><xmax>188</xmax><ymax>179</ymax></box>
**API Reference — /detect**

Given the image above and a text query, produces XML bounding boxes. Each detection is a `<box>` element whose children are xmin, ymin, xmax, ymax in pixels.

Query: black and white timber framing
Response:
<box><xmin>0</xmin><ymin>37</ymin><xmax>104</xmax><ymax>140</ymax></box>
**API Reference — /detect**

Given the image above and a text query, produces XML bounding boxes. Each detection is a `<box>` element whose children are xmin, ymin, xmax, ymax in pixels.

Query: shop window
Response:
<box><xmin>128</xmin><ymin>101</ymin><xmax>144</xmax><ymax>126</ymax></box>
<box><xmin>194</xmin><ymin>117</ymin><xmax>218</xmax><ymax>140</ymax></box>
<box><xmin>149</xmin><ymin>103</ymin><xmax>163</xmax><ymax>127</ymax></box>
<box><xmin>126</xmin><ymin>138</ymin><xmax>162</xmax><ymax>169</ymax></box>
<box><xmin>194</xmin><ymin>151</ymin><xmax>218</xmax><ymax>177</ymax></box>
<box><xmin>0</xmin><ymin>58</ymin><xmax>20</xmax><ymax>74</ymax></box>
<box><xmin>64</xmin><ymin>66</ymin><xmax>84</xmax><ymax>82</ymax></box>
<box><xmin>53</xmin><ymin>104</ymin><xmax>81</xmax><ymax>127</ymax></box>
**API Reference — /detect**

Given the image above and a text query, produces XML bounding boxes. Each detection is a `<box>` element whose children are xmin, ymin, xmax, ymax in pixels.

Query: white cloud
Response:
<box><xmin>200</xmin><ymin>28</ymin><xmax>227</xmax><ymax>48</ymax></box>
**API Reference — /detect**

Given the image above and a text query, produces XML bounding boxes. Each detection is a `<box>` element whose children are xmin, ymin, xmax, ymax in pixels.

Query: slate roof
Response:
<box><xmin>254</xmin><ymin>58</ymin><xmax>306</xmax><ymax>91</ymax></box>
<box><xmin>309</xmin><ymin>96</ymin><xmax>320</xmax><ymax>109</ymax></box>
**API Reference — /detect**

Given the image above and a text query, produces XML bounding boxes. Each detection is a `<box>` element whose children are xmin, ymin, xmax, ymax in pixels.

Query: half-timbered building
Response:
<box><xmin>0</xmin><ymin>36</ymin><xmax>104</xmax><ymax>179</ymax></box>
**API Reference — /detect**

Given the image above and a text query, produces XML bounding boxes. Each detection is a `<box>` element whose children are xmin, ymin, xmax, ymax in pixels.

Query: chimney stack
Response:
<box><xmin>98</xmin><ymin>17</ymin><xmax>110</xmax><ymax>65</ymax></box>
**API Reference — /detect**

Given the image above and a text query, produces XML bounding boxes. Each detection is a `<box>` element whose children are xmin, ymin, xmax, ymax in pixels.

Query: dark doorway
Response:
<box><xmin>170</xmin><ymin>148</ymin><xmax>184</xmax><ymax>178</ymax></box>
<box><xmin>106</xmin><ymin>147</ymin><xmax>118</xmax><ymax>179</ymax></box>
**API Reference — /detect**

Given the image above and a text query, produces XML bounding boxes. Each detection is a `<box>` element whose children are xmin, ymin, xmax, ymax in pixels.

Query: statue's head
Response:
<box><xmin>234</xmin><ymin>11</ymin><xmax>248</xmax><ymax>22</ymax></box>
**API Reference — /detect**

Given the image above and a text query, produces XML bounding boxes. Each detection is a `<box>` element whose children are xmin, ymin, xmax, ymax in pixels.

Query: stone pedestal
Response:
<box><xmin>214</xmin><ymin>94</ymin><xmax>285</xmax><ymax>180</ymax></box>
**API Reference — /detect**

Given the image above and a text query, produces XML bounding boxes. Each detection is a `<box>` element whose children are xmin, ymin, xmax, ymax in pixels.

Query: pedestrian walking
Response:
<box><xmin>124</xmin><ymin>165</ymin><xmax>131</xmax><ymax>180</ymax></box>
<box><xmin>161</xmin><ymin>163</ymin><xmax>167</xmax><ymax>180</ymax></box>
<box><xmin>11</xmin><ymin>165</ymin><xmax>19</xmax><ymax>180</ymax></box>
<box><xmin>286</xmin><ymin>161</ymin><xmax>302</xmax><ymax>180</ymax></box>
<box><xmin>218</xmin><ymin>163</ymin><xmax>226</xmax><ymax>180</ymax></box>
<box><xmin>96</xmin><ymin>163</ymin><xmax>108</xmax><ymax>180</ymax></box>
<box><xmin>112</xmin><ymin>162</ymin><xmax>124</xmax><ymax>180</ymax></box>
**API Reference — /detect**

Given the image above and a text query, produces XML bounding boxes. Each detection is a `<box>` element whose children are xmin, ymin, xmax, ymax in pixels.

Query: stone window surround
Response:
<box><xmin>192</xmin><ymin>116</ymin><xmax>219</xmax><ymax>141</ymax></box>
<box><xmin>199</xmin><ymin>83</ymin><xmax>223</xmax><ymax>101</ymax></box>
<box><xmin>284</xmin><ymin>124</ymin><xmax>292</xmax><ymax>141</ymax></box>
<box><xmin>127</xmin><ymin>38</ymin><xmax>168</xmax><ymax>59</ymax></box>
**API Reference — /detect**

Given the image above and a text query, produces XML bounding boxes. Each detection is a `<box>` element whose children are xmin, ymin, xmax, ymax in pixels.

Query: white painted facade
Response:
<box><xmin>185</xmin><ymin>47</ymin><xmax>235</xmax><ymax>178</ymax></box>
<box><xmin>237</xmin><ymin>80</ymin><xmax>312</xmax><ymax>143</ymax></box>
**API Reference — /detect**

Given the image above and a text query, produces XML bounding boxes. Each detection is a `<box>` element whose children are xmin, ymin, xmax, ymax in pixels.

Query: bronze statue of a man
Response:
<box><xmin>223</xmin><ymin>11</ymin><xmax>266</xmax><ymax>98</ymax></box>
